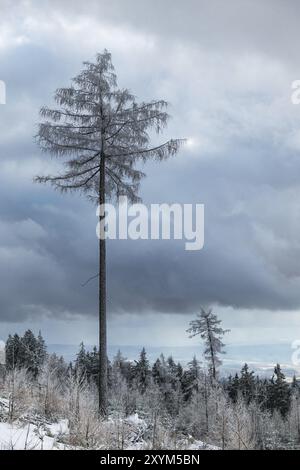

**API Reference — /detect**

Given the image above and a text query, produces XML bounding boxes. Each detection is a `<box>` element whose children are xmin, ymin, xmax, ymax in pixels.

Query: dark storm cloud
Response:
<box><xmin>1</xmin><ymin>0</ymin><xmax>300</xmax><ymax>322</ymax></box>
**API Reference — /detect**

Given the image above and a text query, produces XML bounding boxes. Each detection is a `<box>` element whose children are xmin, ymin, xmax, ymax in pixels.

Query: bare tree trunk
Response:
<box><xmin>99</xmin><ymin>153</ymin><xmax>107</xmax><ymax>415</ymax></box>
<box><xmin>152</xmin><ymin>410</ymin><xmax>158</xmax><ymax>449</ymax></box>
<box><xmin>204</xmin><ymin>373</ymin><xmax>209</xmax><ymax>434</ymax></box>
<box><xmin>206</xmin><ymin>318</ymin><xmax>216</xmax><ymax>382</ymax></box>
<box><xmin>221</xmin><ymin>412</ymin><xmax>226</xmax><ymax>450</ymax></box>
<box><xmin>296</xmin><ymin>395</ymin><xmax>300</xmax><ymax>441</ymax></box>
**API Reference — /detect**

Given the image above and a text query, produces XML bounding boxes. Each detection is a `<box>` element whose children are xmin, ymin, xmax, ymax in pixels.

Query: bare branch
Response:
<box><xmin>81</xmin><ymin>273</ymin><xmax>99</xmax><ymax>287</ymax></box>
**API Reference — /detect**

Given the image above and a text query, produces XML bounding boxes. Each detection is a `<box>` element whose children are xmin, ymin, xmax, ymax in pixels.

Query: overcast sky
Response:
<box><xmin>1</xmin><ymin>0</ymin><xmax>300</xmax><ymax>348</ymax></box>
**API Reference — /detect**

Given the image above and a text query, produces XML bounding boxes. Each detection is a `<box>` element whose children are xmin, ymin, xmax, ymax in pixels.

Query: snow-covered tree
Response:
<box><xmin>152</xmin><ymin>357</ymin><xmax>164</xmax><ymax>387</ymax></box>
<box><xmin>5</xmin><ymin>334</ymin><xmax>20</xmax><ymax>370</ymax></box>
<box><xmin>112</xmin><ymin>350</ymin><xmax>132</xmax><ymax>383</ymax></box>
<box><xmin>36</xmin><ymin>330</ymin><xmax>47</xmax><ymax>368</ymax></box>
<box><xmin>227</xmin><ymin>373</ymin><xmax>240</xmax><ymax>403</ymax></box>
<box><xmin>35</xmin><ymin>50</ymin><xmax>184</xmax><ymax>415</ymax></box>
<box><xmin>75</xmin><ymin>342</ymin><xmax>88</xmax><ymax>376</ymax></box>
<box><xmin>187</xmin><ymin>308</ymin><xmax>229</xmax><ymax>381</ymax></box>
<box><xmin>21</xmin><ymin>330</ymin><xmax>38</xmax><ymax>376</ymax></box>
<box><xmin>5</xmin><ymin>331</ymin><xmax>47</xmax><ymax>377</ymax></box>
<box><xmin>181</xmin><ymin>356</ymin><xmax>202</xmax><ymax>401</ymax></box>
<box><xmin>134</xmin><ymin>348</ymin><xmax>151</xmax><ymax>394</ymax></box>
<box><xmin>239</xmin><ymin>363</ymin><xmax>256</xmax><ymax>404</ymax></box>
<box><xmin>267</xmin><ymin>364</ymin><xmax>291</xmax><ymax>418</ymax></box>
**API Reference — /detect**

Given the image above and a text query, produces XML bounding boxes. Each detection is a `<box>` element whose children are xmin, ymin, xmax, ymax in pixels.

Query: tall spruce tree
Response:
<box><xmin>35</xmin><ymin>51</ymin><xmax>183</xmax><ymax>414</ymax></box>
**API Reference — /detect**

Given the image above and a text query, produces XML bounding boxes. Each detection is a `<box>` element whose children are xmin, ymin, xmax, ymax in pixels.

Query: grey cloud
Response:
<box><xmin>0</xmin><ymin>0</ymin><xmax>300</xmax><ymax>323</ymax></box>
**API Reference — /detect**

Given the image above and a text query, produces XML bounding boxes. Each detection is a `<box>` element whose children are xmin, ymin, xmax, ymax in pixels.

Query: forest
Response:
<box><xmin>1</xmin><ymin>311</ymin><xmax>299</xmax><ymax>450</ymax></box>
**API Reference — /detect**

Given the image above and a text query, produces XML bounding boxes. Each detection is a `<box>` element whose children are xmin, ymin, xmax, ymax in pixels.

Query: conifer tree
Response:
<box><xmin>267</xmin><ymin>364</ymin><xmax>291</xmax><ymax>417</ymax></box>
<box><xmin>239</xmin><ymin>364</ymin><xmax>256</xmax><ymax>404</ymax></box>
<box><xmin>35</xmin><ymin>51</ymin><xmax>183</xmax><ymax>414</ymax></box>
<box><xmin>176</xmin><ymin>362</ymin><xmax>183</xmax><ymax>381</ymax></box>
<box><xmin>167</xmin><ymin>356</ymin><xmax>178</xmax><ymax>388</ymax></box>
<box><xmin>134</xmin><ymin>347</ymin><xmax>150</xmax><ymax>394</ymax></box>
<box><xmin>292</xmin><ymin>374</ymin><xmax>299</xmax><ymax>392</ymax></box>
<box><xmin>152</xmin><ymin>357</ymin><xmax>163</xmax><ymax>386</ymax></box>
<box><xmin>21</xmin><ymin>330</ymin><xmax>39</xmax><ymax>377</ymax></box>
<box><xmin>181</xmin><ymin>356</ymin><xmax>201</xmax><ymax>400</ymax></box>
<box><xmin>187</xmin><ymin>308</ymin><xmax>229</xmax><ymax>381</ymax></box>
<box><xmin>227</xmin><ymin>373</ymin><xmax>240</xmax><ymax>403</ymax></box>
<box><xmin>36</xmin><ymin>330</ymin><xmax>47</xmax><ymax>369</ymax></box>
<box><xmin>75</xmin><ymin>342</ymin><xmax>88</xmax><ymax>378</ymax></box>
<box><xmin>90</xmin><ymin>346</ymin><xmax>99</xmax><ymax>384</ymax></box>
<box><xmin>5</xmin><ymin>334</ymin><xmax>19</xmax><ymax>370</ymax></box>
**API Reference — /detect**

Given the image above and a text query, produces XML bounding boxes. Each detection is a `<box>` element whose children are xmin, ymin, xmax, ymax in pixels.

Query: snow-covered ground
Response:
<box><xmin>108</xmin><ymin>413</ymin><xmax>219</xmax><ymax>451</ymax></box>
<box><xmin>0</xmin><ymin>399</ymin><xmax>218</xmax><ymax>450</ymax></box>
<box><xmin>0</xmin><ymin>420</ymin><xmax>69</xmax><ymax>450</ymax></box>
<box><xmin>0</xmin><ymin>396</ymin><xmax>69</xmax><ymax>450</ymax></box>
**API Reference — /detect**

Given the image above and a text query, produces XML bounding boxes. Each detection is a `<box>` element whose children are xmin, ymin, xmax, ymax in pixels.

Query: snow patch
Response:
<box><xmin>0</xmin><ymin>419</ymin><xmax>69</xmax><ymax>450</ymax></box>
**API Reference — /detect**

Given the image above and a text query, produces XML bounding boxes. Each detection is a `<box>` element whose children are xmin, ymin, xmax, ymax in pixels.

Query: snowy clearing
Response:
<box><xmin>0</xmin><ymin>419</ymin><xmax>69</xmax><ymax>450</ymax></box>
